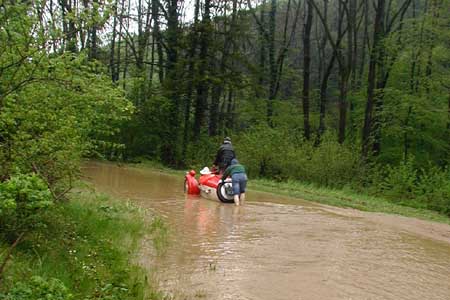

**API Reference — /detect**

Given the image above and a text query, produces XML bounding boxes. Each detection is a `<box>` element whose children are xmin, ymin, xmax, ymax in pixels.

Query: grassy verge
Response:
<box><xmin>250</xmin><ymin>178</ymin><xmax>450</xmax><ymax>224</ymax></box>
<box><xmin>0</xmin><ymin>184</ymin><xmax>168</xmax><ymax>300</ymax></box>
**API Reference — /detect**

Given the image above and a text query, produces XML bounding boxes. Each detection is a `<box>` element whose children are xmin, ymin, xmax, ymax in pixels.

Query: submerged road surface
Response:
<box><xmin>83</xmin><ymin>162</ymin><xmax>450</xmax><ymax>300</ymax></box>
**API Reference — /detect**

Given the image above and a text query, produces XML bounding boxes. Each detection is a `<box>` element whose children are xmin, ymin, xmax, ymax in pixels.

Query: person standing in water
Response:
<box><xmin>213</xmin><ymin>137</ymin><xmax>236</xmax><ymax>173</ymax></box>
<box><xmin>221</xmin><ymin>158</ymin><xmax>247</xmax><ymax>206</ymax></box>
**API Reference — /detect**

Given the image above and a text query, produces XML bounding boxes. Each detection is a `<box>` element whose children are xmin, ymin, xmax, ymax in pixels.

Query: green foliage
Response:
<box><xmin>0</xmin><ymin>174</ymin><xmax>52</xmax><ymax>241</ymax></box>
<box><xmin>0</xmin><ymin>0</ymin><xmax>133</xmax><ymax>192</ymax></box>
<box><xmin>236</xmin><ymin>126</ymin><xmax>360</xmax><ymax>187</ymax></box>
<box><xmin>414</xmin><ymin>166</ymin><xmax>450</xmax><ymax>214</ymax></box>
<box><xmin>366</xmin><ymin>159</ymin><xmax>450</xmax><ymax>215</ymax></box>
<box><xmin>0</xmin><ymin>190</ymin><xmax>163</xmax><ymax>300</ymax></box>
<box><xmin>0</xmin><ymin>276</ymin><xmax>72</xmax><ymax>300</ymax></box>
<box><xmin>119</xmin><ymin>93</ymin><xmax>173</xmax><ymax>160</ymax></box>
<box><xmin>371</xmin><ymin>158</ymin><xmax>418</xmax><ymax>201</ymax></box>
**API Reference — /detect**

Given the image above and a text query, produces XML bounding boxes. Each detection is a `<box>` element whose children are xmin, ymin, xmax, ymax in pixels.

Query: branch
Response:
<box><xmin>0</xmin><ymin>232</ymin><xmax>25</xmax><ymax>286</ymax></box>
<box><xmin>387</xmin><ymin>0</ymin><xmax>413</xmax><ymax>33</ymax></box>
<box><xmin>246</xmin><ymin>0</ymin><xmax>270</xmax><ymax>41</ymax></box>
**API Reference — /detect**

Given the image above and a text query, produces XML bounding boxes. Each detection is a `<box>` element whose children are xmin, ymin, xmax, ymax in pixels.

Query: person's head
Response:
<box><xmin>223</xmin><ymin>136</ymin><xmax>231</xmax><ymax>144</ymax></box>
<box><xmin>230</xmin><ymin>158</ymin><xmax>239</xmax><ymax>165</ymax></box>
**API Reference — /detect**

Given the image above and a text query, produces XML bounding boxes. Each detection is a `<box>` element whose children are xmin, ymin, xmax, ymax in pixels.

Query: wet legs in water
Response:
<box><xmin>234</xmin><ymin>195</ymin><xmax>240</xmax><ymax>206</ymax></box>
<box><xmin>233</xmin><ymin>193</ymin><xmax>245</xmax><ymax>206</ymax></box>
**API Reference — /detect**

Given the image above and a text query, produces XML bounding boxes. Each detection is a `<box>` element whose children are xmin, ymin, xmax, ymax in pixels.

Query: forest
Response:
<box><xmin>0</xmin><ymin>0</ymin><xmax>450</xmax><ymax>298</ymax></box>
<box><xmin>1</xmin><ymin>0</ymin><xmax>450</xmax><ymax>228</ymax></box>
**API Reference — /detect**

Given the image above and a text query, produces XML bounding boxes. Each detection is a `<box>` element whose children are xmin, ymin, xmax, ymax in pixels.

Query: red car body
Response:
<box><xmin>185</xmin><ymin>168</ymin><xmax>234</xmax><ymax>203</ymax></box>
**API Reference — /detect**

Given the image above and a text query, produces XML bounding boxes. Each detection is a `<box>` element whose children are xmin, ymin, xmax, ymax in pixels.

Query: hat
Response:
<box><xmin>224</xmin><ymin>136</ymin><xmax>231</xmax><ymax>143</ymax></box>
<box><xmin>231</xmin><ymin>158</ymin><xmax>238</xmax><ymax>165</ymax></box>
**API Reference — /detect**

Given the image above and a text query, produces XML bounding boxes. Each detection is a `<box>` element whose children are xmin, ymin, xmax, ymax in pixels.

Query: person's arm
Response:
<box><xmin>221</xmin><ymin>166</ymin><xmax>231</xmax><ymax>181</ymax></box>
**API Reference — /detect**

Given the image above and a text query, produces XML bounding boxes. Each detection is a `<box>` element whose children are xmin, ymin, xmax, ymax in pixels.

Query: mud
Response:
<box><xmin>83</xmin><ymin>162</ymin><xmax>450</xmax><ymax>300</ymax></box>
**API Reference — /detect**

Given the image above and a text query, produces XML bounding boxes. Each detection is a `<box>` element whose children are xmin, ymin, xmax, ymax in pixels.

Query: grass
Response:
<box><xmin>249</xmin><ymin>178</ymin><xmax>450</xmax><ymax>224</ymax></box>
<box><xmin>0</xmin><ymin>183</ymin><xmax>168</xmax><ymax>300</ymax></box>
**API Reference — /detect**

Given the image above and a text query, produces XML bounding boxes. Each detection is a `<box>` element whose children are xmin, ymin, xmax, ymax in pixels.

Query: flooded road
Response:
<box><xmin>83</xmin><ymin>162</ymin><xmax>450</xmax><ymax>300</ymax></box>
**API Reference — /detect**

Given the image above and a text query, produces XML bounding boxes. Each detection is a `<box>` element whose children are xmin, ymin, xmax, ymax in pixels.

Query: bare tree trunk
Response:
<box><xmin>193</xmin><ymin>0</ymin><xmax>212</xmax><ymax>140</ymax></box>
<box><xmin>357</xmin><ymin>0</ymin><xmax>369</xmax><ymax>88</ymax></box>
<box><xmin>61</xmin><ymin>0</ymin><xmax>77</xmax><ymax>52</ymax></box>
<box><xmin>209</xmin><ymin>0</ymin><xmax>238</xmax><ymax>136</ymax></box>
<box><xmin>122</xmin><ymin>0</ymin><xmax>131</xmax><ymax>89</ymax></box>
<box><xmin>152</xmin><ymin>0</ymin><xmax>164</xmax><ymax>83</ymax></box>
<box><xmin>89</xmin><ymin>0</ymin><xmax>99</xmax><ymax>60</ymax></box>
<box><xmin>116</xmin><ymin>0</ymin><xmax>126</xmax><ymax>82</ymax></box>
<box><xmin>267</xmin><ymin>0</ymin><xmax>277</xmax><ymax>126</ymax></box>
<box><xmin>302</xmin><ymin>0</ymin><xmax>313</xmax><ymax>140</ymax></box>
<box><xmin>162</xmin><ymin>0</ymin><xmax>181</xmax><ymax>165</ymax></box>
<box><xmin>318</xmin><ymin>51</ymin><xmax>336</xmax><ymax>138</ymax></box>
<box><xmin>110</xmin><ymin>0</ymin><xmax>119</xmax><ymax>81</ymax></box>
<box><xmin>258</xmin><ymin>0</ymin><xmax>267</xmax><ymax>98</ymax></box>
<box><xmin>182</xmin><ymin>0</ymin><xmax>200</xmax><ymax>160</ymax></box>
<box><xmin>49</xmin><ymin>0</ymin><xmax>58</xmax><ymax>52</ymax></box>
<box><xmin>447</xmin><ymin>89</ymin><xmax>450</xmax><ymax>130</ymax></box>
<box><xmin>226</xmin><ymin>89</ymin><xmax>235</xmax><ymax>131</ymax></box>
<box><xmin>362</xmin><ymin>0</ymin><xmax>385</xmax><ymax>157</ymax></box>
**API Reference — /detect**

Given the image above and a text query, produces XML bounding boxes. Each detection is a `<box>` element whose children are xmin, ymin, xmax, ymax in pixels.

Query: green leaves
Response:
<box><xmin>0</xmin><ymin>276</ymin><xmax>72</xmax><ymax>300</ymax></box>
<box><xmin>0</xmin><ymin>174</ymin><xmax>52</xmax><ymax>240</ymax></box>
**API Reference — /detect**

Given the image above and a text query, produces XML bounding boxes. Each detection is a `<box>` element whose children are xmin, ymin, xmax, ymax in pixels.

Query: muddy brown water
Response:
<box><xmin>82</xmin><ymin>162</ymin><xmax>450</xmax><ymax>300</ymax></box>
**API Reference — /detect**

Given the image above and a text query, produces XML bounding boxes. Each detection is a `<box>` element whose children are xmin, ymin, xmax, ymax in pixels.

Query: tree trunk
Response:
<box><xmin>447</xmin><ymin>89</ymin><xmax>450</xmax><ymax>130</ymax></box>
<box><xmin>267</xmin><ymin>0</ymin><xmax>277</xmax><ymax>126</ymax></box>
<box><xmin>122</xmin><ymin>0</ymin><xmax>131</xmax><ymax>89</ymax></box>
<box><xmin>182</xmin><ymin>0</ymin><xmax>200</xmax><ymax>160</ymax></box>
<box><xmin>257</xmin><ymin>0</ymin><xmax>267</xmax><ymax>98</ymax></box>
<box><xmin>152</xmin><ymin>0</ymin><xmax>164</xmax><ymax>83</ymax></box>
<box><xmin>357</xmin><ymin>0</ymin><xmax>369</xmax><ymax>89</ymax></box>
<box><xmin>362</xmin><ymin>0</ymin><xmax>385</xmax><ymax>158</ymax></box>
<box><xmin>318</xmin><ymin>51</ymin><xmax>336</xmax><ymax>138</ymax></box>
<box><xmin>193</xmin><ymin>0</ymin><xmax>212</xmax><ymax>140</ymax></box>
<box><xmin>110</xmin><ymin>0</ymin><xmax>118</xmax><ymax>81</ymax></box>
<box><xmin>302</xmin><ymin>0</ymin><xmax>313</xmax><ymax>140</ymax></box>
<box><xmin>162</xmin><ymin>0</ymin><xmax>181</xmax><ymax>165</ymax></box>
<box><xmin>89</xmin><ymin>0</ymin><xmax>99</xmax><ymax>60</ymax></box>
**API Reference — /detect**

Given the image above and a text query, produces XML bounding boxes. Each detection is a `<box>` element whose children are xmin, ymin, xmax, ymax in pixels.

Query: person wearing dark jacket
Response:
<box><xmin>221</xmin><ymin>158</ymin><xmax>247</xmax><ymax>206</ymax></box>
<box><xmin>213</xmin><ymin>137</ymin><xmax>236</xmax><ymax>172</ymax></box>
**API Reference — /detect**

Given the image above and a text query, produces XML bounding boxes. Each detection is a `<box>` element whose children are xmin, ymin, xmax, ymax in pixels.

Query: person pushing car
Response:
<box><xmin>221</xmin><ymin>158</ymin><xmax>247</xmax><ymax>206</ymax></box>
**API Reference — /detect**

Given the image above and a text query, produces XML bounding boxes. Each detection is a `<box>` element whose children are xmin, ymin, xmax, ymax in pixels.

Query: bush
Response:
<box><xmin>302</xmin><ymin>136</ymin><xmax>361</xmax><ymax>187</ymax></box>
<box><xmin>415</xmin><ymin>166</ymin><xmax>450</xmax><ymax>214</ymax></box>
<box><xmin>375</xmin><ymin>158</ymin><xmax>418</xmax><ymax>201</ymax></box>
<box><xmin>236</xmin><ymin>127</ymin><xmax>361</xmax><ymax>187</ymax></box>
<box><xmin>0</xmin><ymin>173</ymin><xmax>53</xmax><ymax>242</ymax></box>
<box><xmin>0</xmin><ymin>276</ymin><xmax>72</xmax><ymax>300</ymax></box>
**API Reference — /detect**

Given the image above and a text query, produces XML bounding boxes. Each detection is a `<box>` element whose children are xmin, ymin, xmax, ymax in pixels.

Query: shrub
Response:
<box><xmin>303</xmin><ymin>136</ymin><xmax>361</xmax><ymax>187</ymax></box>
<box><xmin>415</xmin><ymin>166</ymin><xmax>450</xmax><ymax>214</ymax></box>
<box><xmin>0</xmin><ymin>276</ymin><xmax>72</xmax><ymax>300</ymax></box>
<box><xmin>0</xmin><ymin>173</ymin><xmax>53</xmax><ymax>242</ymax></box>
<box><xmin>375</xmin><ymin>158</ymin><xmax>418</xmax><ymax>201</ymax></box>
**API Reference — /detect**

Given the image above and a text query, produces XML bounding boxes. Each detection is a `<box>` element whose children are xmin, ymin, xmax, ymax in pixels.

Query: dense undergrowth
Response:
<box><xmin>0</xmin><ymin>186</ymin><xmax>167</xmax><ymax>300</ymax></box>
<box><xmin>235</xmin><ymin>127</ymin><xmax>450</xmax><ymax>216</ymax></box>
